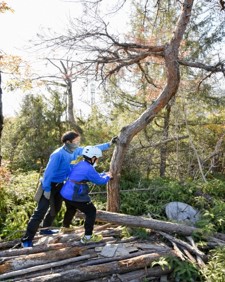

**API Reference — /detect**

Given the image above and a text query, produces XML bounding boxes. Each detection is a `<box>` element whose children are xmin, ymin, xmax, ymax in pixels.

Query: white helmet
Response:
<box><xmin>82</xmin><ymin>146</ymin><xmax>102</xmax><ymax>159</ymax></box>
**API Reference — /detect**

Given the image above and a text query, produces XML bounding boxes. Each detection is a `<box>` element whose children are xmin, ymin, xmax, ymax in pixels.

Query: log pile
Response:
<box><xmin>0</xmin><ymin>210</ymin><xmax>224</xmax><ymax>282</ymax></box>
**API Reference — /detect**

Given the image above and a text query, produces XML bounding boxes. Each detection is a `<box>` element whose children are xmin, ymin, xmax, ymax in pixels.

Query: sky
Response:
<box><xmin>1</xmin><ymin>0</ymin><xmax>80</xmax><ymax>53</ymax></box>
<box><xmin>1</xmin><ymin>0</ymin><xmax>118</xmax><ymax>117</ymax></box>
<box><xmin>1</xmin><ymin>0</ymin><xmax>82</xmax><ymax>116</ymax></box>
<box><xmin>1</xmin><ymin>0</ymin><xmax>129</xmax><ymax>117</ymax></box>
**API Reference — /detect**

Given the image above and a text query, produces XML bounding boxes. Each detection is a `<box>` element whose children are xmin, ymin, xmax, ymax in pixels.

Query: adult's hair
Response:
<box><xmin>61</xmin><ymin>131</ymin><xmax>80</xmax><ymax>143</ymax></box>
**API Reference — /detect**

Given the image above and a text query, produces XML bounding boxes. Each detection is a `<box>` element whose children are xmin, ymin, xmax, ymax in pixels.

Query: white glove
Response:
<box><xmin>43</xmin><ymin>191</ymin><xmax>51</xmax><ymax>200</ymax></box>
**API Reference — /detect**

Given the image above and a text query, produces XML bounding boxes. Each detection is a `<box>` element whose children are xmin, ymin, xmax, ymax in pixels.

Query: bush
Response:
<box><xmin>201</xmin><ymin>247</ymin><xmax>225</xmax><ymax>282</ymax></box>
<box><xmin>0</xmin><ymin>169</ymin><xmax>39</xmax><ymax>239</ymax></box>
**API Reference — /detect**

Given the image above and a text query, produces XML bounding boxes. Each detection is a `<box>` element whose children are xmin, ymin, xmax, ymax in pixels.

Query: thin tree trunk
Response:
<box><xmin>60</xmin><ymin>61</ymin><xmax>83</xmax><ymax>134</ymax></box>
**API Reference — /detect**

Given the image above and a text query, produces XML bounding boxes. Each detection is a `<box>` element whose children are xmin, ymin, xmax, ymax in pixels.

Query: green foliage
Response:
<box><xmin>201</xmin><ymin>247</ymin><xmax>225</xmax><ymax>282</ymax></box>
<box><xmin>121</xmin><ymin>226</ymin><xmax>149</xmax><ymax>240</ymax></box>
<box><xmin>1</xmin><ymin>167</ymin><xmax>224</xmax><ymax>244</ymax></box>
<box><xmin>0</xmin><ymin>169</ymin><xmax>38</xmax><ymax>239</ymax></box>
<box><xmin>151</xmin><ymin>256</ymin><xmax>172</xmax><ymax>271</ymax></box>
<box><xmin>200</xmin><ymin>179</ymin><xmax>225</xmax><ymax>199</ymax></box>
<box><xmin>0</xmin><ymin>168</ymin><xmax>225</xmax><ymax>282</ymax></box>
<box><xmin>1</xmin><ymin>90</ymin><xmax>69</xmax><ymax>172</ymax></box>
<box><xmin>152</xmin><ymin>256</ymin><xmax>201</xmax><ymax>281</ymax></box>
<box><xmin>168</xmin><ymin>257</ymin><xmax>201</xmax><ymax>282</ymax></box>
<box><xmin>198</xmin><ymin>199</ymin><xmax>225</xmax><ymax>233</ymax></box>
<box><xmin>1</xmin><ymin>203</ymin><xmax>35</xmax><ymax>240</ymax></box>
<box><xmin>120</xmin><ymin>177</ymin><xmax>197</xmax><ymax>218</ymax></box>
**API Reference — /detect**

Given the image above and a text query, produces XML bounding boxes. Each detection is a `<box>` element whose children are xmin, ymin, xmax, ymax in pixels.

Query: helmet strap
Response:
<box><xmin>91</xmin><ymin>157</ymin><xmax>97</xmax><ymax>165</ymax></box>
<box><xmin>84</xmin><ymin>156</ymin><xmax>96</xmax><ymax>165</ymax></box>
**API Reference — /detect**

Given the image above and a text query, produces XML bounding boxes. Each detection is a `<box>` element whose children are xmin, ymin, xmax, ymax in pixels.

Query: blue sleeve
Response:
<box><xmin>95</xmin><ymin>142</ymin><xmax>111</xmax><ymax>151</ymax></box>
<box><xmin>86</xmin><ymin>166</ymin><xmax>111</xmax><ymax>185</ymax></box>
<box><xmin>41</xmin><ymin>152</ymin><xmax>62</xmax><ymax>192</ymax></box>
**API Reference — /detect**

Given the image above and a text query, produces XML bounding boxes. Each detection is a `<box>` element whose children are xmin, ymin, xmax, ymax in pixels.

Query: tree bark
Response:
<box><xmin>0</xmin><ymin>242</ymin><xmax>70</xmax><ymax>258</ymax></box>
<box><xmin>94</xmin><ymin>210</ymin><xmax>198</xmax><ymax>236</ymax></box>
<box><xmin>87</xmin><ymin>266</ymin><xmax>172</xmax><ymax>282</ymax></box>
<box><xmin>0</xmin><ymin>254</ymin><xmax>93</xmax><ymax>281</ymax></box>
<box><xmin>0</xmin><ymin>246</ymin><xmax>86</xmax><ymax>274</ymax></box>
<box><xmin>107</xmin><ymin>0</ymin><xmax>194</xmax><ymax>212</ymax></box>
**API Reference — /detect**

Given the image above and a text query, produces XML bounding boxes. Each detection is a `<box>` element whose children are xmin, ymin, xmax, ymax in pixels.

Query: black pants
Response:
<box><xmin>22</xmin><ymin>182</ymin><xmax>63</xmax><ymax>241</ymax></box>
<box><xmin>63</xmin><ymin>199</ymin><xmax>96</xmax><ymax>236</ymax></box>
<box><xmin>42</xmin><ymin>183</ymin><xmax>63</xmax><ymax>227</ymax></box>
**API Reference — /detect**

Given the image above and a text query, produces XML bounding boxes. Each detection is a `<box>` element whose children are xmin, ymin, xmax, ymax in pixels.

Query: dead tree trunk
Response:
<box><xmin>90</xmin><ymin>210</ymin><xmax>197</xmax><ymax>236</ymax></box>
<box><xmin>78</xmin><ymin>210</ymin><xmax>225</xmax><ymax>241</ymax></box>
<box><xmin>0</xmin><ymin>246</ymin><xmax>85</xmax><ymax>274</ymax></box>
<box><xmin>107</xmin><ymin>0</ymin><xmax>194</xmax><ymax>212</ymax></box>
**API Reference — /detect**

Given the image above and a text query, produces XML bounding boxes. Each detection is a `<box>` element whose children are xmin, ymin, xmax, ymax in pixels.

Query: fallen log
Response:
<box><xmin>0</xmin><ymin>239</ymin><xmax>21</xmax><ymax>250</ymax></box>
<box><xmin>6</xmin><ymin>246</ymin><xmax>150</xmax><ymax>281</ymax></box>
<box><xmin>18</xmin><ymin>251</ymin><xmax>175</xmax><ymax>282</ymax></box>
<box><xmin>0</xmin><ymin>243</ymin><xmax>69</xmax><ymax>258</ymax></box>
<box><xmin>77</xmin><ymin>210</ymin><xmax>225</xmax><ymax>241</ymax></box>
<box><xmin>0</xmin><ymin>254</ymin><xmax>93</xmax><ymax>281</ymax></box>
<box><xmin>0</xmin><ymin>246</ymin><xmax>86</xmax><ymax>274</ymax></box>
<box><xmin>78</xmin><ymin>210</ymin><xmax>198</xmax><ymax>236</ymax></box>
<box><xmin>170</xmin><ymin>242</ymin><xmax>186</xmax><ymax>261</ymax></box>
<box><xmin>186</xmin><ymin>236</ymin><xmax>206</xmax><ymax>268</ymax></box>
<box><xmin>86</xmin><ymin>265</ymin><xmax>172</xmax><ymax>282</ymax></box>
<box><xmin>158</xmin><ymin>231</ymin><xmax>207</xmax><ymax>260</ymax></box>
<box><xmin>111</xmin><ymin>265</ymin><xmax>172</xmax><ymax>281</ymax></box>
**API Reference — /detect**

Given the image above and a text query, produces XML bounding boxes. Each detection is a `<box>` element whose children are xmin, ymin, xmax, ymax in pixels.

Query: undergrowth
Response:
<box><xmin>0</xmin><ymin>167</ymin><xmax>225</xmax><ymax>281</ymax></box>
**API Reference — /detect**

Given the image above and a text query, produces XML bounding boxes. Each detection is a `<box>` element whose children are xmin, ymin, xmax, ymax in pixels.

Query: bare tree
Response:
<box><xmin>48</xmin><ymin>59</ymin><xmax>83</xmax><ymax>134</ymax></box>
<box><xmin>35</xmin><ymin>58</ymin><xmax>83</xmax><ymax>134</ymax></box>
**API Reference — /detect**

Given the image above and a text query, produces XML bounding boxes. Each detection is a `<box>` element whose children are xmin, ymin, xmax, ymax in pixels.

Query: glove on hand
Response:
<box><xmin>44</xmin><ymin>191</ymin><xmax>51</xmax><ymax>200</ymax></box>
<box><xmin>110</xmin><ymin>136</ymin><xmax>118</xmax><ymax>145</ymax></box>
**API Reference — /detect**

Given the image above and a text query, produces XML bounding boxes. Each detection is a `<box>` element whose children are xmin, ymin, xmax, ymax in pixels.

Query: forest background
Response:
<box><xmin>0</xmin><ymin>1</ymin><xmax>225</xmax><ymax>281</ymax></box>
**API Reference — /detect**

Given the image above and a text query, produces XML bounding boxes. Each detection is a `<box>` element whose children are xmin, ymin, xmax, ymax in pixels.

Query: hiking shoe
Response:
<box><xmin>21</xmin><ymin>240</ymin><xmax>33</xmax><ymax>248</ymax></box>
<box><xmin>80</xmin><ymin>234</ymin><xmax>103</xmax><ymax>244</ymax></box>
<box><xmin>39</xmin><ymin>229</ymin><xmax>59</xmax><ymax>235</ymax></box>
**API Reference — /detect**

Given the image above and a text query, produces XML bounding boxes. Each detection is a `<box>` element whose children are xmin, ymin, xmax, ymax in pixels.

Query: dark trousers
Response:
<box><xmin>42</xmin><ymin>184</ymin><xmax>63</xmax><ymax>227</ymax></box>
<box><xmin>63</xmin><ymin>199</ymin><xmax>96</xmax><ymax>236</ymax></box>
<box><xmin>22</xmin><ymin>183</ymin><xmax>63</xmax><ymax>241</ymax></box>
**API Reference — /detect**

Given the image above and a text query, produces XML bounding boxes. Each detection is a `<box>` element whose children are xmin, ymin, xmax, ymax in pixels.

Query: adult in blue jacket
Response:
<box><xmin>60</xmin><ymin>146</ymin><xmax>112</xmax><ymax>244</ymax></box>
<box><xmin>21</xmin><ymin>131</ymin><xmax>115</xmax><ymax>247</ymax></box>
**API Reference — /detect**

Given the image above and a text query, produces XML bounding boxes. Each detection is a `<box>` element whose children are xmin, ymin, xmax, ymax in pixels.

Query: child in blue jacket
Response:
<box><xmin>60</xmin><ymin>145</ymin><xmax>112</xmax><ymax>244</ymax></box>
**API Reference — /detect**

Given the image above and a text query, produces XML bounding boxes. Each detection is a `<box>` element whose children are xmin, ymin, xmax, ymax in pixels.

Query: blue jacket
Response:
<box><xmin>41</xmin><ymin>142</ymin><xmax>111</xmax><ymax>192</ymax></box>
<box><xmin>60</xmin><ymin>160</ymin><xmax>111</xmax><ymax>202</ymax></box>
